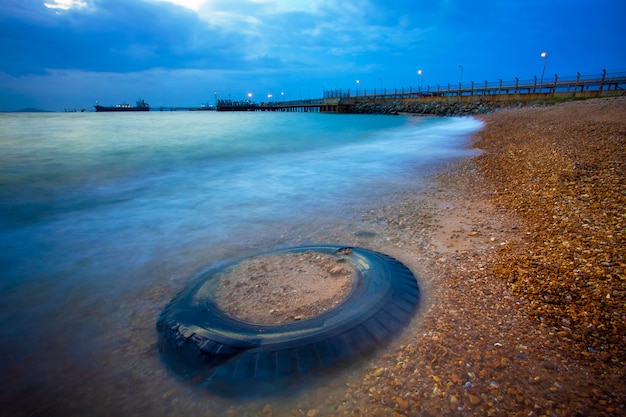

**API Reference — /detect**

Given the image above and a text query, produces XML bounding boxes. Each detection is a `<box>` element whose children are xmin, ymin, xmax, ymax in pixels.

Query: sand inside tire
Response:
<box><xmin>214</xmin><ymin>251</ymin><xmax>355</xmax><ymax>324</ymax></box>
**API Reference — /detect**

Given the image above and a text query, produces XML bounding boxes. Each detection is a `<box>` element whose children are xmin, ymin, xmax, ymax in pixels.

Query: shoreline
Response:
<box><xmin>326</xmin><ymin>97</ymin><xmax>625</xmax><ymax>416</ymax></box>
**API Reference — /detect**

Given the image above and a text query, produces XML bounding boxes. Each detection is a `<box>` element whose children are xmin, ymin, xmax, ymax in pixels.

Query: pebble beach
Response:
<box><xmin>342</xmin><ymin>96</ymin><xmax>626</xmax><ymax>417</ymax></box>
<box><xmin>261</xmin><ymin>97</ymin><xmax>625</xmax><ymax>417</ymax></box>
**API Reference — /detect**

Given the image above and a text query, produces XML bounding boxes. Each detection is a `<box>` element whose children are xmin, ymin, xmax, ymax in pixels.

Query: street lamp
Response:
<box><xmin>540</xmin><ymin>52</ymin><xmax>548</xmax><ymax>91</ymax></box>
<box><xmin>356</xmin><ymin>79</ymin><xmax>360</xmax><ymax>97</ymax></box>
<box><xmin>417</xmin><ymin>70</ymin><xmax>423</xmax><ymax>92</ymax></box>
<box><xmin>458</xmin><ymin>65</ymin><xmax>464</xmax><ymax>86</ymax></box>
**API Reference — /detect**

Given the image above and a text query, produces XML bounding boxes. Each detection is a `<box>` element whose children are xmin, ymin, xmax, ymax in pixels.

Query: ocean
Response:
<box><xmin>0</xmin><ymin>111</ymin><xmax>482</xmax><ymax>416</ymax></box>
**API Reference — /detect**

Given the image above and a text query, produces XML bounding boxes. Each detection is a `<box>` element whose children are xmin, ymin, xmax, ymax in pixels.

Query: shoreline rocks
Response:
<box><xmin>350</xmin><ymin>99</ymin><xmax>542</xmax><ymax>116</ymax></box>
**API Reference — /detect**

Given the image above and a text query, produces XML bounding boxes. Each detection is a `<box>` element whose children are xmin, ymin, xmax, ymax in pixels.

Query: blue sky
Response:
<box><xmin>1</xmin><ymin>0</ymin><xmax>625</xmax><ymax>111</ymax></box>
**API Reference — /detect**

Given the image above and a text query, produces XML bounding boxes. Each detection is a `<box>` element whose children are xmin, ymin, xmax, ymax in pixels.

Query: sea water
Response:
<box><xmin>0</xmin><ymin>111</ymin><xmax>482</xmax><ymax>416</ymax></box>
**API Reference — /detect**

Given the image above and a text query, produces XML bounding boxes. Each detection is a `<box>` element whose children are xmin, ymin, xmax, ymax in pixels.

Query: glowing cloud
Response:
<box><xmin>43</xmin><ymin>0</ymin><xmax>88</xmax><ymax>10</ymax></box>
<box><xmin>150</xmin><ymin>0</ymin><xmax>206</xmax><ymax>11</ymax></box>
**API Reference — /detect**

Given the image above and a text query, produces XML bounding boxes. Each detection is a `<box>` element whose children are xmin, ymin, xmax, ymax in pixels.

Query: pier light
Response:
<box><xmin>458</xmin><ymin>65</ymin><xmax>464</xmax><ymax>85</ymax></box>
<box><xmin>418</xmin><ymin>70</ymin><xmax>424</xmax><ymax>92</ymax></box>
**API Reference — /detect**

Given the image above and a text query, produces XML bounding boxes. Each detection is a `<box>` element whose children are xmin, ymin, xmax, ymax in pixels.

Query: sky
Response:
<box><xmin>1</xmin><ymin>0</ymin><xmax>625</xmax><ymax>111</ymax></box>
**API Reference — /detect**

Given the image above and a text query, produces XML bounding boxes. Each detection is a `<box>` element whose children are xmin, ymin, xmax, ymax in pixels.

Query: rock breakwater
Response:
<box><xmin>349</xmin><ymin>99</ymin><xmax>527</xmax><ymax>116</ymax></box>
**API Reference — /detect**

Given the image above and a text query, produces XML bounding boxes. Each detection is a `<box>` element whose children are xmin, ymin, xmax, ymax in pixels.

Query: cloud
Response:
<box><xmin>43</xmin><ymin>0</ymin><xmax>89</xmax><ymax>10</ymax></box>
<box><xmin>0</xmin><ymin>0</ymin><xmax>247</xmax><ymax>75</ymax></box>
<box><xmin>0</xmin><ymin>0</ymin><xmax>439</xmax><ymax>79</ymax></box>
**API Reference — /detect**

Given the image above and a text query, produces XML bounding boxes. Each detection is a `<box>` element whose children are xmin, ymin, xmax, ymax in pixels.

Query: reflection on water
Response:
<box><xmin>0</xmin><ymin>112</ymin><xmax>481</xmax><ymax>416</ymax></box>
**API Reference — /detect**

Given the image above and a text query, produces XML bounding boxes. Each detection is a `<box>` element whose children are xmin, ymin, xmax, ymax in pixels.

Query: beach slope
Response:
<box><xmin>344</xmin><ymin>97</ymin><xmax>625</xmax><ymax>417</ymax></box>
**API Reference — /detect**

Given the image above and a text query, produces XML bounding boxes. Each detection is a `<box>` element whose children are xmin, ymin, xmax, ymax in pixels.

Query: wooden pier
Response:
<box><xmin>218</xmin><ymin>70</ymin><xmax>626</xmax><ymax>113</ymax></box>
<box><xmin>215</xmin><ymin>98</ymin><xmax>336</xmax><ymax>112</ymax></box>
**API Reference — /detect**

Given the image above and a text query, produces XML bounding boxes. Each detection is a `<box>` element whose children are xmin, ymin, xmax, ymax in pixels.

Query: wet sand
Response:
<box><xmin>244</xmin><ymin>97</ymin><xmax>625</xmax><ymax>416</ymax></box>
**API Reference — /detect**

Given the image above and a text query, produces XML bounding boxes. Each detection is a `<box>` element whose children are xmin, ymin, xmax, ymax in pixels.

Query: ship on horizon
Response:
<box><xmin>94</xmin><ymin>98</ymin><xmax>150</xmax><ymax>112</ymax></box>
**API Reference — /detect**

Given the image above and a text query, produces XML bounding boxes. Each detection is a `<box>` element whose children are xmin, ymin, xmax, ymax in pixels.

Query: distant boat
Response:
<box><xmin>94</xmin><ymin>99</ymin><xmax>150</xmax><ymax>112</ymax></box>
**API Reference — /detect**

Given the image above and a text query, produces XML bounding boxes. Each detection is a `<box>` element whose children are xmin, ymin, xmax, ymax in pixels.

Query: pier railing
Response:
<box><xmin>322</xmin><ymin>70</ymin><xmax>626</xmax><ymax>100</ymax></box>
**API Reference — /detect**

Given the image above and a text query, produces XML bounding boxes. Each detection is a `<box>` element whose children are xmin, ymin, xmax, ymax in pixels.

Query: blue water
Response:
<box><xmin>0</xmin><ymin>111</ymin><xmax>482</xmax><ymax>416</ymax></box>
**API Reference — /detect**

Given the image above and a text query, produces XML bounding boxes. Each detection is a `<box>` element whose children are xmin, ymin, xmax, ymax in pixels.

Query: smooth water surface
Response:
<box><xmin>0</xmin><ymin>111</ymin><xmax>482</xmax><ymax>416</ymax></box>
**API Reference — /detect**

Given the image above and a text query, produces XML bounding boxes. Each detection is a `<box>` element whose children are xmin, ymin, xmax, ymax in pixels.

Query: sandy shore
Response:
<box><xmin>310</xmin><ymin>97</ymin><xmax>625</xmax><ymax>417</ymax></box>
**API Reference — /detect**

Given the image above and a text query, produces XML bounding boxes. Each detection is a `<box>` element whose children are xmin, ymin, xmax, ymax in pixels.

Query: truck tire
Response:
<box><xmin>156</xmin><ymin>245</ymin><xmax>419</xmax><ymax>394</ymax></box>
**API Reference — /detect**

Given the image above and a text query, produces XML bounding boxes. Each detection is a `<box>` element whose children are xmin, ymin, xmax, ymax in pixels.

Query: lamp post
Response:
<box><xmin>356</xmin><ymin>79</ymin><xmax>360</xmax><ymax>97</ymax></box>
<box><xmin>379</xmin><ymin>77</ymin><xmax>383</xmax><ymax>96</ymax></box>
<box><xmin>417</xmin><ymin>70</ymin><xmax>423</xmax><ymax>93</ymax></box>
<box><xmin>540</xmin><ymin>52</ymin><xmax>548</xmax><ymax>91</ymax></box>
<box><xmin>458</xmin><ymin>65</ymin><xmax>464</xmax><ymax>86</ymax></box>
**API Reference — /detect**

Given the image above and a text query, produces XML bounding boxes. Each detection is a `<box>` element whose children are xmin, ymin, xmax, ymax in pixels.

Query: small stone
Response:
<box><xmin>307</xmin><ymin>409</ymin><xmax>320</xmax><ymax>417</ymax></box>
<box><xmin>329</xmin><ymin>265</ymin><xmax>343</xmax><ymax>275</ymax></box>
<box><xmin>395</xmin><ymin>397</ymin><xmax>409</xmax><ymax>411</ymax></box>
<box><xmin>468</xmin><ymin>394</ymin><xmax>481</xmax><ymax>406</ymax></box>
<box><xmin>262</xmin><ymin>404</ymin><xmax>273</xmax><ymax>417</ymax></box>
